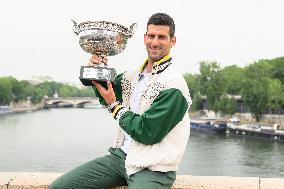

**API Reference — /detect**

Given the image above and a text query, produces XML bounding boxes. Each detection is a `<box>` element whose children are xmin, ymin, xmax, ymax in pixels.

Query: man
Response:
<box><xmin>49</xmin><ymin>12</ymin><xmax>191</xmax><ymax>189</ymax></box>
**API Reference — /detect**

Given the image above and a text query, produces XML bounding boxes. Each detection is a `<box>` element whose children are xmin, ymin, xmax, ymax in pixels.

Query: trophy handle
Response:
<box><xmin>71</xmin><ymin>19</ymin><xmax>80</xmax><ymax>35</ymax></box>
<box><xmin>126</xmin><ymin>23</ymin><xmax>137</xmax><ymax>38</ymax></box>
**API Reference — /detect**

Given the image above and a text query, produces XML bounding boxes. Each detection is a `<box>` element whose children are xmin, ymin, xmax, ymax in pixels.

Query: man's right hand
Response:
<box><xmin>88</xmin><ymin>54</ymin><xmax>108</xmax><ymax>67</ymax></box>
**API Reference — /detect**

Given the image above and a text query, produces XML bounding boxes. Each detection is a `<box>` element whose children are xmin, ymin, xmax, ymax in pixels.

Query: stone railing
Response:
<box><xmin>1</xmin><ymin>172</ymin><xmax>284</xmax><ymax>189</ymax></box>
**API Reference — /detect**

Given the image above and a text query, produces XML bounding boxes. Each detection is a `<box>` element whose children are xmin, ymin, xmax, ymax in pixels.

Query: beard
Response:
<box><xmin>146</xmin><ymin>47</ymin><xmax>166</xmax><ymax>63</ymax></box>
<box><xmin>148</xmin><ymin>53</ymin><xmax>163</xmax><ymax>62</ymax></box>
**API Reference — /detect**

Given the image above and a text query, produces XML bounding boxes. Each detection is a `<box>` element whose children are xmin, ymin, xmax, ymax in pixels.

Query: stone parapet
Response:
<box><xmin>1</xmin><ymin>172</ymin><xmax>284</xmax><ymax>189</ymax></box>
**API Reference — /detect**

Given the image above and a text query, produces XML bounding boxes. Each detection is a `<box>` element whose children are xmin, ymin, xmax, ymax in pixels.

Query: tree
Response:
<box><xmin>37</xmin><ymin>81</ymin><xmax>62</xmax><ymax>97</ymax></box>
<box><xmin>220</xmin><ymin>65</ymin><xmax>244</xmax><ymax>95</ymax></box>
<box><xmin>269</xmin><ymin>57</ymin><xmax>284</xmax><ymax>83</ymax></box>
<box><xmin>6</xmin><ymin>77</ymin><xmax>24</xmax><ymax>102</ymax></box>
<box><xmin>267</xmin><ymin>78</ymin><xmax>284</xmax><ymax>125</ymax></box>
<box><xmin>21</xmin><ymin>83</ymin><xmax>44</xmax><ymax>104</ymax></box>
<box><xmin>59</xmin><ymin>85</ymin><xmax>75</xmax><ymax>97</ymax></box>
<box><xmin>217</xmin><ymin>95</ymin><xmax>237</xmax><ymax>116</ymax></box>
<box><xmin>241</xmin><ymin>78</ymin><xmax>268</xmax><ymax>122</ymax></box>
<box><xmin>191</xmin><ymin>92</ymin><xmax>203</xmax><ymax>111</ymax></box>
<box><xmin>267</xmin><ymin>79</ymin><xmax>283</xmax><ymax>110</ymax></box>
<box><xmin>240</xmin><ymin>60</ymin><xmax>273</xmax><ymax>121</ymax></box>
<box><xmin>244</xmin><ymin>59</ymin><xmax>272</xmax><ymax>80</ymax></box>
<box><xmin>77</xmin><ymin>87</ymin><xmax>97</xmax><ymax>97</ymax></box>
<box><xmin>183</xmin><ymin>73</ymin><xmax>198</xmax><ymax>98</ymax></box>
<box><xmin>0</xmin><ymin>77</ymin><xmax>97</xmax><ymax>105</ymax></box>
<box><xmin>197</xmin><ymin>61</ymin><xmax>225</xmax><ymax>112</ymax></box>
<box><xmin>0</xmin><ymin>78</ymin><xmax>12</xmax><ymax>105</ymax></box>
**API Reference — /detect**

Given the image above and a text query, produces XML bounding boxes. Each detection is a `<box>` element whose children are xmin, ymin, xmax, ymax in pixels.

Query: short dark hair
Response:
<box><xmin>147</xmin><ymin>13</ymin><xmax>175</xmax><ymax>37</ymax></box>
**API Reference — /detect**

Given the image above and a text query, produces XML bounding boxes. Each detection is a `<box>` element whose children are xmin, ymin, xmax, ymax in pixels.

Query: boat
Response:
<box><xmin>227</xmin><ymin>123</ymin><xmax>284</xmax><ymax>141</ymax></box>
<box><xmin>190</xmin><ymin>118</ymin><xmax>227</xmax><ymax>134</ymax></box>
<box><xmin>0</xmin><ymin>106</ymin><xmax>13</xmax><ymax>114</ymax></box>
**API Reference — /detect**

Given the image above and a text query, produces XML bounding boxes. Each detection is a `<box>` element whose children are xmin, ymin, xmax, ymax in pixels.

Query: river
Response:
<box><xmin>0</xmin><ymin>108</ymin><xmax>284</xmax><ymax>178</ymax></box>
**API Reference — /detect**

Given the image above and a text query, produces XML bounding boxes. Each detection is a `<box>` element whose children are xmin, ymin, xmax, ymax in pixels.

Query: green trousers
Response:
<box><xmin>48</xmin><ymin>147</ymin><xmax>176</xmax><ymax>189</ymax></box>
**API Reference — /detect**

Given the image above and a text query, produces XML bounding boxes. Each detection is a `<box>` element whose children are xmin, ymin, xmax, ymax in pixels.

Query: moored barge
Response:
<box><xmin>227</xmin><ymin>123</ymin><xmax>284</xmax><ymax>141</ymax></box>
<box><xmin>190</xmin><ymin>119</ymin><xmax>227</xmax><ymax>134</ymax></box>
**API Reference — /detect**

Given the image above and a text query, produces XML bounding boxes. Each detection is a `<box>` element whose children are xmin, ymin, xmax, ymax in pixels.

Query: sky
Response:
<box><xmin>0</xmin><ymin>0</ymin><xmax>283</xmax><ymax>86</ymax></box>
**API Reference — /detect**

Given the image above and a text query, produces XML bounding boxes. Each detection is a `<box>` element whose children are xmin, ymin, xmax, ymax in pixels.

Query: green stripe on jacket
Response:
<box><xmin>119</xmin><ymin>88</ymin><xmax>188</xmax><ymax>145</ymax></box>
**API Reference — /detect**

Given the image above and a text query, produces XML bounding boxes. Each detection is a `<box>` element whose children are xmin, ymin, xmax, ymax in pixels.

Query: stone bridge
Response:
<box><xmin>44</xmin><ymin>97</ymin><xmax>100</xmax><ymax>108</ymax></box>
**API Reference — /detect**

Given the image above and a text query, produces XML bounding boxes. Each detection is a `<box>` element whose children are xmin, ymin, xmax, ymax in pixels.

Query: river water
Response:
<box><xmin>0</xmin><ymin>108</ymin><xmax>284</xmax><ymax>178</ymax></box>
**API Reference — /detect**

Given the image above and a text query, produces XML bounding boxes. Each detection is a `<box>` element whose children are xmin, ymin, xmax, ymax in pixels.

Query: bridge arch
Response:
<box><xmin>44</xmin><ymin>97</ymin><xmax>100</xmax><ymax>108</ymax></box>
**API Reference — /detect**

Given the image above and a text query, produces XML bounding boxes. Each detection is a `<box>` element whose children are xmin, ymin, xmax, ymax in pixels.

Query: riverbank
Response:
<box><xmin>190</xmin><ymin>111</ymin><xmax>284</xmax><ymax>129</ymax></box>
<box><xmin>1</xmin><ymin>172</ymin><xmax>284</xmax><ymax>189</ymax></box>
<box><xmin>10</xmin><ymin>101</ymin><xmax>44</xmax><ymax>113</ymax></box>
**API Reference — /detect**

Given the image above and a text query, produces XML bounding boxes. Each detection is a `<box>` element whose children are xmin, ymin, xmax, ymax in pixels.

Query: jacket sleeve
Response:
<box><xmin>92</xmin><ymin>73</ymin><xmax>124</xmax><ymax>105</ymax></box>
<box><xmin>118</xmin><ymin>88</ymin><xmax>189</xmax><ymax>145</ymax></box>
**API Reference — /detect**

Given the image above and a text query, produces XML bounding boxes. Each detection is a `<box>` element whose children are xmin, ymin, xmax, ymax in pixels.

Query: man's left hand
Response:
<box><xmin>92</xmin><ymin>81</ymin><xmax>116</xmax><ymax>105</ymax></box>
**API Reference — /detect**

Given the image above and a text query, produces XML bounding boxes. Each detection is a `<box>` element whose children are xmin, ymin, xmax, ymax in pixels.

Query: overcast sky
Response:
<box><xmin>0</xmin><ymin>0</ymin><xmax>283</xmax><ymax>86</ymax></box>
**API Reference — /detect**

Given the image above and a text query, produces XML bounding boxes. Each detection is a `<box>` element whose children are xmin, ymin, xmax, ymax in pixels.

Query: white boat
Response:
<box><xmin>0</xmin><ymin>106</ymin><xmax>13</xmax><ymax>114</ymax></box>
<box><xmin>227</xmin><ymin>123</ymin><xmax>284</xmax><ymax>140</ymax></box>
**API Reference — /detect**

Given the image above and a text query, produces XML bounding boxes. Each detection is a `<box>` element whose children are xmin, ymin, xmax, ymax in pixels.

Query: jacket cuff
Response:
<box><xmin>112</xmin><ymin>105</ymin><xmax>128</xmax><ymax>120</ymax></box>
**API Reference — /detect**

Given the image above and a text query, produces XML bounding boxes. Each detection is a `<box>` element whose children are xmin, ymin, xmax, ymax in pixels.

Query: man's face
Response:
<box><xmin>144</xmin><ymin>24</ymin><xmax>176</xmax><ymax>63</ymax></box>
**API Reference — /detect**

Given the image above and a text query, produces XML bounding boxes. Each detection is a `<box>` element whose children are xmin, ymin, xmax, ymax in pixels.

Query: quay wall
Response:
<box><xmin>10</xmin><ymin>101</ymin><xmax>44</xmax><ymax>113</ymax></box>
<box><xmin>1</xmin><ymin>172</ymin><xmax>284</xmax><ymax>189</ymax></box>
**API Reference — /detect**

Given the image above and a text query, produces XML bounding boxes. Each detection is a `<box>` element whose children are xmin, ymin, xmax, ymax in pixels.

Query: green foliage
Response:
<box><xmin>219</xmin><ymin>65</ymin><xmax>244</xmax><ymax>95</ymax></box>
<box><xmin>244</xmin><ymin>59</ymin><xmax>272</xmax><ymax>79</ymax></box>
<box><xmin>267</xmin><ymin>78</ymin><xmax>284</xmax><ymax>110</ymax></box>
<box><xmin>269</xmin><ymin>57</ymin><xmax>284</xmax><ymax>83</ymax></box>
<box><xmin>217</xmin><ymin>95</ymin><xmax>237</xmax><ymax>116</ymax></box>
<box><xmin>0</xmin><ymin>78</ymin><xmax>12</xmax><ymax>105</ymax></box>
<box><xmin>10</xmin><ymin>78</ymin><xmax>24</xmax><ymax>102</ymax></box>
<box><xmin>79</xmin><ymin>87</ymin><xmax>96</xmax><ymax>97</ymax></box>
<box><xmin>0</xmin><ymin>77</ymin><xmax>96</xmax><ymax>105</ymax></box>
<box><xmin>183</xmin><ymin>73</ymin><xmax>198</xmax><ymax>98</ymax></box>
<box><xmin>191</xmin><ymin>93</ymin><xmax>203</xmax><ymax>111</ymax></box>
<box><xmin>184</xmin><ymin>57</ymin><xmax>284</xmax><ymax>120</ymax></box>
<box><xmin>36</xmin><ymin>81</ymin><xmax>62</xmax><ymax>97</ymax></box>
<box><xmin>197</xmin><ymin>61</ymin><xmax>225</xmax><ymax>111</ymax></box>
<box><xmin>241</xmin><ymin>60</ymin><xmax>275</xmax><ymax>121</ymax></box>
<box><xmin>241</xmin><ymin>78</ymin><xmax>269</xmax><ymax>121</ymax></box>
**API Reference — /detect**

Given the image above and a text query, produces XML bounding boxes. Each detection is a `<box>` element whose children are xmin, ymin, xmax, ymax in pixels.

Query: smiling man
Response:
<box><xmin>49</xmin><ymin>13</ymin><xmax>191</xmax><ymax>189</ymax></box>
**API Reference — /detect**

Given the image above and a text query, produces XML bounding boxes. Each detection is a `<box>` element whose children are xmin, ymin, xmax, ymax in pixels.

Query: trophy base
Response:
<box><xmin>80</xmin><ymin>79</ymin><xmax>111</xmax><ymax>89</ymax></box>
<box><xmin>79</xmin><ymin>66</ymin><xmax>116</xmax><ymax>87</ymax></box>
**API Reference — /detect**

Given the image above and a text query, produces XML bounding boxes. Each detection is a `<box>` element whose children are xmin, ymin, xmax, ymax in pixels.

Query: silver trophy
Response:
<box><xmin>72</xmin><ymin>20</ymin><xmax>137</xmax><ymax>86</ymax></box>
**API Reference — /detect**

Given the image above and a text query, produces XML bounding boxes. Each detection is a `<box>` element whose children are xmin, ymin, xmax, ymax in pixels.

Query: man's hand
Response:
<box><xmin>89</xmin><ymin>54</ymin><xmax>108</xmax><ymax>66</ymax></box>
<box><xmin>92</xmin><ymin>81</ymin><xmax>116</xmax><ymax>105</ymax></box>
<box><xmin>89</xmin><ymin>54</ymin><xmax>115</xmax><ymax>104</ymax></box>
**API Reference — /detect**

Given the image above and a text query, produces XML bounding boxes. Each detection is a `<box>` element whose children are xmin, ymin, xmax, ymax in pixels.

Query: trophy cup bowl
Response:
<box><xmin>72</xmin><ymin>20</ymin><xmax>137</xmax><ymax>86</ymax></box>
